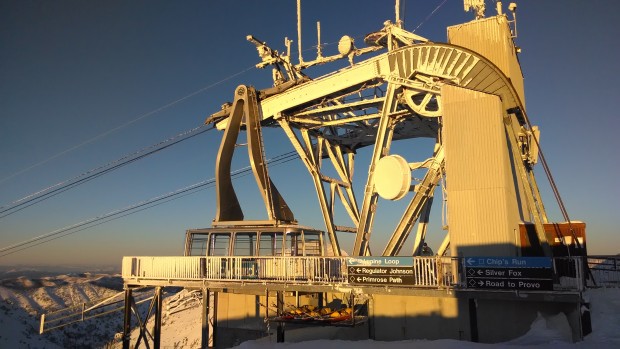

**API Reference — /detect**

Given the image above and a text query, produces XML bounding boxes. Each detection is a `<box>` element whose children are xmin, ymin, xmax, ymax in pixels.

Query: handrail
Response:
<box><xmin>587</xmin><ymin>255</ymin><xmax>620</xmax><ymax>287</ymax></box>
<box><xmin>122</xmin><ymin>256</ymin><xmax>587</xmax><ymax>291</ymax></box>
<box><xmin>122</xmin><ymin>256</ymin><xmax>453</xmax><ymax>287</ymax></box>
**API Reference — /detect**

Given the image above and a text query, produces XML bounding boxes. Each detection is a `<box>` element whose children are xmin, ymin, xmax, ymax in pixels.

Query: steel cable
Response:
<box><xmin>0</xmin><ymin>151</ymin><xmax>299</xmax><ymax>257</ymax></box>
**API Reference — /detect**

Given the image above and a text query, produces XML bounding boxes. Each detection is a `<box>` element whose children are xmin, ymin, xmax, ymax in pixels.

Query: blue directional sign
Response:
<box><xmin>464</xmin><ymin>256</ymin><xmax>553</xmax><ymax>291</ymax></box>
<box><xmin>464</xmin><ymin>257</ymin><xmax>551</xmax><ymax>269</ymax></box>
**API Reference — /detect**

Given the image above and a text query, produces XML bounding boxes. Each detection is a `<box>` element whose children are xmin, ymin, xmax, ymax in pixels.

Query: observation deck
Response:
<box><xmin>122</xmin><ymin>255</ymin><xmax>586</xmax><ymax>301</ymax></box>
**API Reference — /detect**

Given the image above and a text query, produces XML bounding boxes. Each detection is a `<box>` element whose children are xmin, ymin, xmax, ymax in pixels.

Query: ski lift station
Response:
<box><xmin>40</xmin><ymin>1</ymin><xmax>597</xmax><ymax>348</ymax></box>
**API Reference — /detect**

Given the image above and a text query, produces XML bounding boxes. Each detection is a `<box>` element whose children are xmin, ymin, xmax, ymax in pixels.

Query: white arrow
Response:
<box><xmin>357</xmin><ymin>277</ymin><xmax>361</xmax><ymax>282</ymax></box>
<box><xmin>477</xmin><ymin>270</ymin><xmax>483</xmax><ymax>275</ymax></box>
<box><xmin>467</xmin><ymin>258</ymin><xmax>475</xmax><ymax>266</ymax></box>
<box><xmin>478</xmin><ymin>281</ymin><xmax>484</xmax><ymax>286</ymax></box>
<box><xmin>357</xmin><ymin>268</ymin><xmax>361</xmax><ymax>273</ymax></box>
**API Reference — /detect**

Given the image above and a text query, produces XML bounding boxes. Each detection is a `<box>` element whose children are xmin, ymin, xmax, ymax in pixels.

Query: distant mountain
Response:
<box><xmin>0</xmin><ymin>271</ymin><xmax>124</xmax><ymax>348</ymax></box>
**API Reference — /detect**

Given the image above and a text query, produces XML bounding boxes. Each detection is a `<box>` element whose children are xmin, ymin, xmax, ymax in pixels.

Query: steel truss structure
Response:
<box><xmin>207</xmin><ymin>26</ymin><xmax>550</xmax><ymax>257</ymax></box>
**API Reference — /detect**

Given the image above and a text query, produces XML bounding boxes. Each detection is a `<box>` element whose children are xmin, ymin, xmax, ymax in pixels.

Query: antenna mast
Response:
<box><xmin>297</xmin><ymin>0</ymin><xmax>304</xmax><ymax>64</ymax></box>
<box><xmin>395</xmin><ymin>0</ymin><xmax>402</xmax><ymax>27</ymax></box>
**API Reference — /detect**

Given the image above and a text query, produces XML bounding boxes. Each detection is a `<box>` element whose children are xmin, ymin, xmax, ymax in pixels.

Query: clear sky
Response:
<box><xmin>1</xmin><ymin>0</ymin><xmax>619</xmax><ymax>266</ymax></box>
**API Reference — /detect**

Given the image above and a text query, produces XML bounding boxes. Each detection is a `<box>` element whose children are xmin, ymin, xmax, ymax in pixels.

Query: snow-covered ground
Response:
<box><xmin>0</xmin><ymin>269</ymin><xmax>124</xmax><ymax>348</ymax></box>
<box><xmin>228</xmin><ymin>287</ymin><xmax>620</xmax><ymax>349</ymax></box>
<box><xmin>0</xmin><ymin>269</ymin><xmax>618</xmax><ymax>348</ymax></box>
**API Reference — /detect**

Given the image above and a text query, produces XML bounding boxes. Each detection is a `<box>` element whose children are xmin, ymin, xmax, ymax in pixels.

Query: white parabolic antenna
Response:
<box><xmin>374</xmin><ymin>154</ymin><xmax>411</xmax><ymax>200</ymax></box>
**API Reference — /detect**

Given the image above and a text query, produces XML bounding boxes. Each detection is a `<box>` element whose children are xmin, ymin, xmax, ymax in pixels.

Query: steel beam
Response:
<box><xmin>214</xmin><ymin>85</ymin><xmax>295</xmax><ymax>224</ymax></box>
<box><xmin>354</xmin><ymin>83</ymin><xmax>400</xmax><ymax>256</ymax></box>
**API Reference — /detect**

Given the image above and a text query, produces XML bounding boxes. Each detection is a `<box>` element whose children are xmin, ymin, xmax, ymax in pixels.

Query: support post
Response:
<box><xmin>202</xmin><ymin>288</ymin><xmax>218</xmax><ymax>348</ymax></box>
<box><xmin>276</xmin><ymin>291</ymin><xmax>285</xmax><ymax>342</ymax></box>
<box><xmin>153</xmin><ymin>287</ymin><xmax>163</xmax><ymax>349</ymax></box>
<box><xmin>122</xmin><ymin>288</ymin><xmax>132</xmax><ymax>349</ymax></box>
<box><xmin>468</xmin><ymin>298</ymin><xmax>479</xmax><ymax>342</ymax></box>
<box><xmin>354</xmin><ymin>83</ymin><xmax>400</xmax><ymax>256</ymax></box>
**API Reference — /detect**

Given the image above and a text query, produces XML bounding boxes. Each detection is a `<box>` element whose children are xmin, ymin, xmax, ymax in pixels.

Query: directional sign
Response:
<box><xmin>347</xmin><ymin>257</ymin><xmax>413</xmax><ymax>267</ymax></box>
<box><xmin>464</xmin><ymin>256</ymin><xmax>553</xmax><ymax>291</ymax></box>
<box><xmin>467</xmin><ymin>278</ymin><xmax>553</xmax><ymax>291</ymax></box>
<box><xmin>464</xmin><ymin>257</ymin><xmax>551</xmax><ymax>269</ymax></box>
<box><xmin>466</xmin><ymin>267</ymin><xmax>552</xmax><ymax>279</ymax></box>
<box><xmin>347</xmin><ymin>259</ymin><xmax>416</xmax><ymax>286</ymax></box>
<box><xmin>348</xmin><ymin>273</ymin><xmax>416</xmax><ymax>286</ymax></box>
<box><xmin>348</xmin><ymin>266</ymin><xmax>414</xmax><ymax>276</ymax></box>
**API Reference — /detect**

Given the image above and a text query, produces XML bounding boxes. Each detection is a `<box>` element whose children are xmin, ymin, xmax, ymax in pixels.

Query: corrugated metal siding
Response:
<box><xmin>447</xmin><ymin>15</ymin><xmax>526</xmax><ymax>108</ymax></box>
<box><xmin>442</xmin><ymin>85</ymin><xmax>521</xmax><ymax>256</ymax></box>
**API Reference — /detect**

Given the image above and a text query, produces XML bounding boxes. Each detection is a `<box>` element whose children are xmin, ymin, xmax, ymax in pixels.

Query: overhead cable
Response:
<box><xmin>0</xmin><ymin>125</ymin><xmax>215</xmax><ymax>219</ymax></box>
<box><xmin>0</xmin><ymin>151</ymin><xmax>299</xmax><ymax>257</ymax></box>
<box><xmin>412</xmin><ymin>0</ymin><xmax>449</xmax><ymax>33</ymax></box>
<box><xmin>0</xmin><ymin>65</ymin><xmax>255</xmax><ymax>186</ymax></box>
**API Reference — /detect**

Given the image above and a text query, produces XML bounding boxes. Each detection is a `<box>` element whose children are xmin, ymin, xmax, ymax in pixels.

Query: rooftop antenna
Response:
<box><xmin>496</xmin><ymin>2</ymin><xmax>518</xmax><ymax>39</ymax></box>
<box><xmin>395</xmin><ymin>0</ymin><xmax>403</xmax><ymax>28</ymax></box>
<box><xmin>508</xmin><ymin>2</ymin><xmax>518</xmax><ymax>38</ymax></box>
<box><xmin>316</xmin><ymin>21</ymin><xmax>323</xmax><ymax>59</ymax></box>
<box><xmin>297</xmin><ymin>0</ymin><xmax>304</xmax><ymax>64</ymax></box>
<box><xmin>464</xmin><ymin>0</ymin><xmax>485</xmax><ymax>19</ymax></box>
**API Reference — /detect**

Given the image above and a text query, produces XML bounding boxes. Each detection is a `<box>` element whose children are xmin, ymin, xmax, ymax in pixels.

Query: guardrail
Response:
<box><xmin>122</xmin><ymin>256</ymin><xmax>588</xmax><ymax>291</ymax></box>
<box><xmin>123</xmin><ymin>256</ymin><xmax>455</xmax><ymax>288</ymax></box>
<box><xmin>587</xmin><ymin>255</ymin><xmax>620</xmax><ymax>287</ymax></box>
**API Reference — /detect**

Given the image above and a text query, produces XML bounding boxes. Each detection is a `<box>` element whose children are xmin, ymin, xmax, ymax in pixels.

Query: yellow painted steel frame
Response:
<box><xmin>214</xmin><ymin>85</ymin><xmax>295</xmax><ymax>224</ymax></box>
<box><xmin>210</xmin><ymin>39</ymin><xmax>550</xmax><ymax>257</ymax></box>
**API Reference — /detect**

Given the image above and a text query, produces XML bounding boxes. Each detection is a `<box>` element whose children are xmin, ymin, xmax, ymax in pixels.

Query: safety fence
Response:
<box><xmin>587</xmin><ymin>255</ymin><xmax>620</xmax><ymax>287</ymax></box>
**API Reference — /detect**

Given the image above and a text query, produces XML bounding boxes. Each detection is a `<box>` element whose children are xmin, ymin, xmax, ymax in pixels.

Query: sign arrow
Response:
<box><xmin>467</xmin><ymin>258</ymin><xmax>475</xmax><ymax>266</ymax></box>
<box><xmin>477</xmin><ymin>270</ymin><xmax>483</xmax><ymax>276</ymax></box>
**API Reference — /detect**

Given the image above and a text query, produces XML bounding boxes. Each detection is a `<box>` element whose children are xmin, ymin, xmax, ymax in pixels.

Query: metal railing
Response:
<box><xmin>552</xmin><ymin>257</ymin><xmax>586</xmax><ymax>291</ymax></box>
<box><xmin>39</xmin><ymin>288</ymin><xmax>153</xmax><ymax>334</ymax></box>
<box><xmin>123</xmin><ymin>256</ymin><xmax>455</xmax><ymax>288</ymax></box>
<box><xmin>122</xmin><ymin>256</ymin><xmax>586</xmax><ymax>291</ymax></box>
<box><xmin>587</xmin><ymin>255</ymin><xmax>620</xmax><ymax>287</ymax></box>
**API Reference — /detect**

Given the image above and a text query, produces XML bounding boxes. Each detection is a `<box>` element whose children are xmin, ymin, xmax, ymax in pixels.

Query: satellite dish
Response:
<box><xmin>374</xmin><ymin>154</ymin><xmax>411</xmax><ymax>200</ymax></box>
<box><xmin>338</xmin><ymin>35</ymin><xmax>354</xmax><ymax>56</ymax></box>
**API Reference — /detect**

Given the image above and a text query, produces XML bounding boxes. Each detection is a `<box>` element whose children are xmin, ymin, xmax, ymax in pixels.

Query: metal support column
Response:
<box><xmin>468</xmin><ymin>298</ymin><xmax>479</xmax><ymax>342</ymax></box>
<box><xmin>201</xmin><ymin>288</ymin><xmax>218</xmax><ymax>348</ymax></box>
<box><xmin>153</xmin><ymin>287</ymin><xmax>163</xmax><ymax>349</ymax></box>
<box><xmin>276</xmin><ymin>291</ymin><xmax>285</xmax><ymax>342</ymax></box>
<box><xmin>122</xmin><ymin>288</ymin><xmax>132</xmax><ymax>349</ymax></box>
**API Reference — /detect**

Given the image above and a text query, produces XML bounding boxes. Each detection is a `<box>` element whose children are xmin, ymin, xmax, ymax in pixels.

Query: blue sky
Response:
<box><xmin>1</xmin><ymin>0</ymin><xmax>619</xmax><ymax>266</ymax></box>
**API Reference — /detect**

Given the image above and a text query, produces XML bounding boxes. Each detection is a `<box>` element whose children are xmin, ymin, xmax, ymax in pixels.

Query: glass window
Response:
<box><xmin>304</xmin><ymin>232</ymin><xmax>322</xmax><ymax>256</ymax></box>
<box><xmin>209</xmin><ymin>233</ymin><xmax>231</xmax><ymax>256</ymax></box>
<box><xmin>233</xmin><ymin>232</ymin><xmax>257</xmax><ymax>256</ymax></box>
<box><xmin>189</xmin><ymin>235</ymin><xmax>209</xmax><ymax>256</ymax></box>
<box><xmin>284</xmin><ymin>233</ymin><xmax>303</xmax><ymax>256</ymax></box>
<box><xmin>259</xmin><ymin>233</ymin><xmax>282</xmax><ymax>256</ymax></box>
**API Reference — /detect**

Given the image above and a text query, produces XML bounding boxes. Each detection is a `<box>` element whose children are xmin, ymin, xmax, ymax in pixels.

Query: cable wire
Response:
<box><xmin>412</xmin><ymin>0</ymin><xmax>449</xmax><ymax>33</ymax></box>
<box><xmin>0</xmin><ymin>125</ymin><xmax>215</xmax><ymax>219</ymax></box>
<box><xmin>0</xmin><ymin>65</ymin><xmax>255</xmax><ymax>186</ymax></box>
<box><xmin>0</xmin><ymin>151</ymin><xmax>299</xmax><ymax>257</ymax></box>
